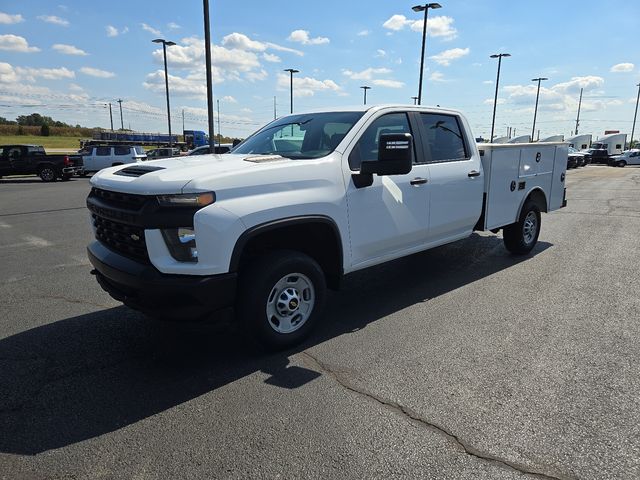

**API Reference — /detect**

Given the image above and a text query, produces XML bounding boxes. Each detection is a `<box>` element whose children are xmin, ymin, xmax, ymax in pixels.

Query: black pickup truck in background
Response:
<box><xmin>0</xmin><ymin>144</ymin><xmax>81</xmax><ymax>182</ymax></box>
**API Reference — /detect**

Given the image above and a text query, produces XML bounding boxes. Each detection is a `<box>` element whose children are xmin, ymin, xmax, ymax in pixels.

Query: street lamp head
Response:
<box><xmin>490</xmin><ymin>53</ymin><xmax>511</xmax><ymax>59</ymax></box>
<box><xmin>412</xmin><ymin>5</ymin><xmax>425</xmax><ymax>12</ymax></box>
<box><xmin>413</xmin><ymin>3</ymin><xmax>441</xmax><ymax>11</ymax></box>
<box><xmin>532</xmin><ymin>77</ymin><xmax>548</xmax><ymax>82</ymax></box>
<box><xmin>284</xmin><ymin>68</ymin><xmax>299</xmax><ymax>74</ymax></box>
<box><xmin>361</xmin><ymin>86</ymin><xmax>371</xmax><ymax>90</ymax></box>
<box><xmin>428</xmin><ymin>3</ymin><xmax>442</xmax><ymax>9</ymax></box>
<box><xmin>165</xmin><ymin>41</ymin><xmax>176</xmax><ymax>47</ymax></box>
<box><xmin>152</xmin><ymin>38</ymin><xmax>164</xmax><ymax>44</ymax></box>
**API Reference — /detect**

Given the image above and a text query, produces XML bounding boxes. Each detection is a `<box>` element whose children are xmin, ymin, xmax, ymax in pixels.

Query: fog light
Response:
<box><xmin>161</xmin><ymin>227</ymin><xmax>198</xmax><ymax>262</ymax></box>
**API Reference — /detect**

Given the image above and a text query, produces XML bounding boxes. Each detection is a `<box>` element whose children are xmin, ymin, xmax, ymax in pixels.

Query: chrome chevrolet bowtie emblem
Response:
<box><xmin>130</xmin><ymin>234</ymin><xmax>140</xmax><ymax>241</ymax></box>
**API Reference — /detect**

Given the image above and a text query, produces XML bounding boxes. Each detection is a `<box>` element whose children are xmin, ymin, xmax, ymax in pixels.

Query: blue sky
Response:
<box><xmin>1</xmin><ymin>0</ymin><xmax>639</xmax><ymax>140</ymax></box>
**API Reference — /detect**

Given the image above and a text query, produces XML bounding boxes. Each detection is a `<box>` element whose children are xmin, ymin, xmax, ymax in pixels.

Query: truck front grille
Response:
<box><xmin>90</xmin><ymin>187</ymin><xmax>147</xmax><ymax>210</ymax></box>
<box><xmin>92</xmin><ymin>214</ymin><xmax>149</xmax><ymax>262</ymax></box>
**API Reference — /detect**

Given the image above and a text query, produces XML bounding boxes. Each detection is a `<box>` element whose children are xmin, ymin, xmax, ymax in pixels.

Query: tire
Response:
<box><xmin>503</xmin><ymin>200</ymin><xmax>541</xmax><ymax>255</ymax></box>
<box><xmin>60</xmin><ymin>174</ymin><xmax>71</xmax><ymax>181</ymax></box>
<box><xmin>38</xmin><ymin>167</ymin><xmax>57</xmax><ymax>182</ymax></box>
<box><xmin>618</xmin><ymin>160</ymin><xmax>626</xmax><ymax>168</ymax></box>
<box><xmin>237</xmin><ymin>250</ymin><xmax>327</xmax><ymax>350</ymax></box>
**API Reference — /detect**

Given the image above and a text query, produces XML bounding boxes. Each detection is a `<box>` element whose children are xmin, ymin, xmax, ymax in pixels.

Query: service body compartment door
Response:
<box><xmin>549</xmin><ymin>145</ymin><xmax>568</xmax><ymax>211</ymax></box>
<box><xmin>482</xmin><ymin>147</ymin><xmax>525</xmax><ymax>230</ymax></box>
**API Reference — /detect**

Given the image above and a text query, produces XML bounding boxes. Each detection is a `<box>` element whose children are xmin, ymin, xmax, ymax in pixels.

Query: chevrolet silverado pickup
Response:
<box><xmin>86</xmin><ymin>105</ymin><xmax>567</xmax><ymax>349</ymax></box>
<box><xmin>0</xmin><ymin>144</ymin><xmax>80</xmax><ymax>181</ymax></box>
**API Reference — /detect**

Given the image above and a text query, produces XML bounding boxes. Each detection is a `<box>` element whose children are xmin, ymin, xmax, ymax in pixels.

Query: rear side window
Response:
<box><xmin>96</xmin><ymin>147</ymin><xmax>111</xmax><ymax>156</ymax></box>
<box><xmin>27</xmin><ymin>146</ymin><xmax>45</xmax><ymax>155</ymax></box>
<box><xmin>114</xmin><ymin>146</ymin><xmax>130</xmax><ymax>156</ymax></box>
<box><xmin>616</xmin><ymin>144</ymin><xmax>622</xmax><ymax>150</ymax></box>
<box><xmin>134</xmin><ymin>147</ymin><xmax>146</xmax><ymax>155</ymax></box>
<box><xmin>419</xmin><ymin>113</ymin><xmax>468</xmax><ymax>163</ymax></box>
<box><xmin>349</xmin><ymin>113</ymin><xmax>413</xmax><ymax>170</ymax></box>
<box><xmin>3</xmin><ymin>146</ymin><xmax>23</xmax><ymax>159</ymax></box>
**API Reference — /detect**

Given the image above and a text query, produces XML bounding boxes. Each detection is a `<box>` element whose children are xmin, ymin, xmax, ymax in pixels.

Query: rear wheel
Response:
<box><xmin>237</xmin><ymin>250</ymin><xmax>326</xmax><ymax>350</ymax></box>
<box><xmin>503</xmin><ymin>200</ymin><xmax>541</xmax><ymax>255</ymax></box>
<box><xmin>38</xmin><ymin>167</ymin><xmax>56</xmax><ymax>182</ymax></box>
<box><xmin>618</xmin><ymin>160</ymin><xmax>627</xmax><ymax>168</ymax></box>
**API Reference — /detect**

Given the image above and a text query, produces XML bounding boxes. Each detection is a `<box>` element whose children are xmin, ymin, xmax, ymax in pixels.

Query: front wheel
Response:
<box><xmin>237</xmin><ymin>250</ymin><xmax>326</xmax><ymax>350</ymax></box>
<box><xmin>38</xmin><ymin>167</ymin><xmax>57</xmax><ymax>182</ymax></box>
<box><xmin>618</xmin><ymin>160</ymin><xmax>627</xmax><ymax>168</ymax></box>
<box><xmin>503</xmin><ymin>201</ymin><xmax>541</xmax><ymax>255</ymax></box>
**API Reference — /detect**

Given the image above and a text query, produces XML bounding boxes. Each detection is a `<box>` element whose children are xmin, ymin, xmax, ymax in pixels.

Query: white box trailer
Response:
<box><xmin>592</xmin><ymin>133</ymin><xmax>626</xmax><ymax>155</ymax></box>
<box><xmin>566</xmin><ymin>134</ymin><xmax>592</xmax><ymax>150</ymax></box>
<box><xmin>539</xmin><ymin>135</ymin><xmax>564</xmax><ymax>143</ymax></box>
<box><xmin>477</xmin><ymin>143</ymin><xmax>567</xmax><ymax>230</ymax></box>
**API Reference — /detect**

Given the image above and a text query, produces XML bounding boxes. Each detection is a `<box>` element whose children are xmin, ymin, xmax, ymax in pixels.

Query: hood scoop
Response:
<box><xmin>114</xmin><ymin>165</ymin><xmax>166</xmax><ymax>177</ymax></box>
<box><xmin>244</xmin><ymin>155</ymin><xmax>288</xmax><ymax>163</ymax></box>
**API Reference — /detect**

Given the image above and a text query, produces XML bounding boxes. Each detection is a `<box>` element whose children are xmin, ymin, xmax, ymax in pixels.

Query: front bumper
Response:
<box><xmin>88</xmin><ymin>240</ymin><xmax>237</xmax><ymax>320</ymax></box>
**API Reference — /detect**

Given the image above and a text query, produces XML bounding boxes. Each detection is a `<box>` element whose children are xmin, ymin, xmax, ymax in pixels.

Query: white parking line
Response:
<box><xmin>0</xmin><ymin>235</ymin><xmax>53</xmax><ymax>249</ymax></box>
<box><xmin>0</xmin><ymin>221</ymin><xmax>11</xmax><ymax>228</ymax></box>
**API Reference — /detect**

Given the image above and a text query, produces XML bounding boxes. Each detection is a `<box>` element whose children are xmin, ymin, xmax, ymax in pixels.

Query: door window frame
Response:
<box><xmin>414</xmin><ymin>112</ymin><xmax>472</xmax><ymax>164</ymax></box>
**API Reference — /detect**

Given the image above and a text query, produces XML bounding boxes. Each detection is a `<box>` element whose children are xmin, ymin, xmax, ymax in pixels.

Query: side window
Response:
<box><xmin>114</xmin><ymin>146</ymin><xmax>130</xmax><ymax>156</ymax></box>
<box><xmin>96</xmin><ymin>147</ymin><xmax>111</xmax><ymax>156</ymax></box>
<box><xmin>349</xmin><ymin>113</ymin><xmax>413</xmax><ymax>170</ymax></box>
<box><xmin>419</xmin><ymin>113</ymin><xmax>468</xmax><ymax>163</ymax></box>
<box><xmin>4</xmin><ymin>146</ymin><xmax>22</xmax><ymax>159</ymax></box>
<box><xmin>615</xmin><ymin>144</ymin><xmax>622</xmax><ymax>150</ymax></box>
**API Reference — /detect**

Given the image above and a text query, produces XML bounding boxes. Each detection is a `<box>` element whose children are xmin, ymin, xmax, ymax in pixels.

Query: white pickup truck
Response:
<box><xmin>87</xmin><ymin>105</ymin><xmax>567</xmax><ymax>349</ymax></box>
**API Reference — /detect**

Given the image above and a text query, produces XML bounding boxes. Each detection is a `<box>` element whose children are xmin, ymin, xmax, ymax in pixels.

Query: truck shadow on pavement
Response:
<box><xmin>0</xmin><ymin>233</ymin><xmax>551</xmax><ymax>455</ymax></box>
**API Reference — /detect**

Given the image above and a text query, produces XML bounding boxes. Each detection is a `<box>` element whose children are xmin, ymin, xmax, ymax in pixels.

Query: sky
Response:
<box><xmin>0</xmin><ymin>0</ymin><xmax>639</xmax><ymax>140</ymax></box>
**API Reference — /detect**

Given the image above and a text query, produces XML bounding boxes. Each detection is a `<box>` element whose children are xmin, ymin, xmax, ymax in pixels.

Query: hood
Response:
<box><xmin>89</xmin><ymin>153</ymin><xmax>335</xmax><ymax>196</ymax></box>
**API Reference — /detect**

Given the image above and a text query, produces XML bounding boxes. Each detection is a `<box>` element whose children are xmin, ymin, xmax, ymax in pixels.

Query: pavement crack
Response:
<box><xmin>299</xmin><ymin>351</ymin><xmax>576</xmax><ymax>480</ymax></box>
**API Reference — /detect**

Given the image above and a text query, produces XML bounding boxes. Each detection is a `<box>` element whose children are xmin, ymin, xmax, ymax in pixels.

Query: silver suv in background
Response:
<box><xmin>79</xmin><ymin>146</ymin><xmax>146</xmax><ymax>175</ymax></box>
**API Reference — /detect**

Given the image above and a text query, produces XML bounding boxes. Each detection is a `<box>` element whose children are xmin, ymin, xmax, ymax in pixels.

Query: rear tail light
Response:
<box><xmin>64</xmin><ymin>155</ymin><xmax>71</xmax><ymax>166</ymax></box>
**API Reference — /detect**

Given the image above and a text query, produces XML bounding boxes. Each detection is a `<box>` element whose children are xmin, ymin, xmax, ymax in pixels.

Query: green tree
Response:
<box><xmin>40</xmin><ymin>123</ymin><xmax>50</xmax><ymax>136</ymax></box>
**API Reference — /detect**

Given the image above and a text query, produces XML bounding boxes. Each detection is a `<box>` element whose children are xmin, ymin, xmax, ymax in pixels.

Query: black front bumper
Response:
<box><xmin>88</xmin><ymin>240</ymin><xmax>237</xmax><ymax>320</ymax></box>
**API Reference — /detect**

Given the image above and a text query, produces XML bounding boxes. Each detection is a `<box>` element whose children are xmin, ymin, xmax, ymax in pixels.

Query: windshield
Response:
<box><xmin>232</xmin><ymin>111</ymin><xmax>364</xmax><ymax>159</ymax></box>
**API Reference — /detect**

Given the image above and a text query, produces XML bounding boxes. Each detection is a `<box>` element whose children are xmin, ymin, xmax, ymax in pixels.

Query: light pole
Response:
<box><xmin>203</xmin><ymin>0</ymin><xmax>215</xmax><ymax>153</ymax></box>
<box><xmin>107</xmin><ymin>103</ymin><xmax>113</xmax><ymax>131</ymax></box>
<box><xmin>216</xmin><ymin>98</ymin><xmax>221</xmax><ymax>147</ymax></box>
<box><xmin>489</xmin><ymin>53</ymin><xmax>510</xmax><ymax>143</ymax></box>
<box><xmin>630</xmin><ymin>83</ymin><xmax>640</xmax><ymax>149</ymax></box>
<box><xmin>117</xmin><ymin>98</ymin><xmax>124</xmax><ymax>130</ymax></box>
<box><xmin>412</xmin><ymin>2</ymin><xmax>441</xmax><ymax>105</ymax></box>
<box><xmin>575</xmin><ymin>87</ymin><xmax>583</xmax><ymax>135</ymax></box>
<box><xmin>531</xmin><ymin>77</ymin><xmax>548</xmax><ymax>142</ymax></box>
<box><xmin>360</xmin><ymin>86</ymin><xmax>371</xmax><ymax>105</ymax></box>
<box><xmin>152</xmin><ymin>38</ymin><xmax>176</xmax><ymax>148</ymax></box>
<box><xmin>284</xmin><ymin>68</ymin><xmax>299</xmax><ymax>114</ymax></box>
<box><xmin>411</xmin><ymin>96</ymin><xmax>419</xmax><ymax>105</ymax></box>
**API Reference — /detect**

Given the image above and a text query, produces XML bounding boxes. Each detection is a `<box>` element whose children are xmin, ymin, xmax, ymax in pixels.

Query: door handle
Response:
<box><xmin>468</xmin><ymin>170</ymin><xmax>481</xmax><ymax>177</ymax></box>
<box><xmin>410</xmin><ymin>177</ymin><xmax>428</xmax><ymax>186</ymax></box>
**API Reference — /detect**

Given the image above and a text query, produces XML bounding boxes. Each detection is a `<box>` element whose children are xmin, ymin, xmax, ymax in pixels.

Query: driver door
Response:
<box><xmin>343</xmin><ymin>111</ymin><xmax>430</xmax><ymax>268</ymax></box>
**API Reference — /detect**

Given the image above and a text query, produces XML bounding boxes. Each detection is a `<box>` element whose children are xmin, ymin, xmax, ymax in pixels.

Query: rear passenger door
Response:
<box><xmin>114</xmin><ymin>146</ymin><xmax>134</xmax><ymax>164</ymax></box>
<box><xmin>417</xmin><ymin>113</ymin><xmax>483</xmax><ymax>243</ymax></box>
<box><xmin>94</xmin><ymin>146</ymin><xmax>113</xmax><ymax>170</ymax></box>
<box><xmin>0</xmin><ymin>147</ymin><xmax>14</xmax><ymax>175</ymax></box>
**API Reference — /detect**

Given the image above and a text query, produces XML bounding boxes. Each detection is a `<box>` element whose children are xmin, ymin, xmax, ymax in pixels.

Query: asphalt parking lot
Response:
<box><xmin>1</xmin><ymin>166</ymin><xmax>639</xmax><ymax>480</ymax></box>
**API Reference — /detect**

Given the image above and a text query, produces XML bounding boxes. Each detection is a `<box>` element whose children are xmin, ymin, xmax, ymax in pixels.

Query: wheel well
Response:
<box><xmin>232</xmin><ymin>220</ymin><xmax>343</xmax><ymax>290</ymax></box>
<box><xmin>526</xmin><ymin>189</ymin><xmax>547</xmax><ymax>213</ymax></box>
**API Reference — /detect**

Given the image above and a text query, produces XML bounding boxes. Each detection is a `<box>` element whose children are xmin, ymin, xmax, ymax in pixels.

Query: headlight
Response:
<box><xmin>161</xmin><ymin>227</ymin><xmax>198</xmax><ymax>262</ymax></box>
<box><xmin>157</xmin><ymin>192</ymin><xmax>215</xmax><ymax>207</ymax></box>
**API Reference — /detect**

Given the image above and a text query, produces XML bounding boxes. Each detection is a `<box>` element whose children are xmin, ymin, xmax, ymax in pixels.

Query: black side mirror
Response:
<box><xmin>360</xmin><ymin>133</ymin><xmax>413</xmax><ymax>176</ymax></box>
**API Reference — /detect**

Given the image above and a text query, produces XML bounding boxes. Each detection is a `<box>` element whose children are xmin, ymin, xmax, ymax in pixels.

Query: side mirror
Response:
<box><xmin>360</xmin><ymin>133</ymin><xmax>413</xmax><ymax>176</ymax></box>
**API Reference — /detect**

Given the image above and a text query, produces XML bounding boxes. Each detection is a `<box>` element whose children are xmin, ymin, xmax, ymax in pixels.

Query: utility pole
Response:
<box><xmin>108</xmin><ymin>103</ymin><xmax>114</xmax><ymax>131</ymax></box>
<box><xmin>203</xmin><ymin>0</ymin><xmax>215</xmax><ymax>153</ymax></box>
<box><xmin>182</xmin><ymin>109</ymin><xmax>185</xmax><ymax>132</ymax></box>
<box><xmin>216</xmin><ymin>98</ymin><xmax>221</xmax><ymax>147</ymax></box>
<box><xmin>630</xmin><ymin>83</ymin><xmax>640</xmax><ymax>149</ymax></box>
<box><xmin>117</xmin><ymin>99</ymin><xmax>124</xmax><ymax>130</ymax></box>
<box><xmin>575</xmin><ymin>88</ymin><xmax>583</xmax><ymax>135</ymax></box>
<box><xmin>273</xmin><ymin>96</ymin><xmax>277</xmax><ymax>120</ymax></box>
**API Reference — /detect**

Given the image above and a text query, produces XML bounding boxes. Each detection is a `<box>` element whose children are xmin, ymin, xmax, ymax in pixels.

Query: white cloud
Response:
<box><xmin>141</xmin><ymin>23</ymin><xmax>161</xmax><ymax>36</ymax></box>
<box><xmin>277</xmin><ymin>73</ymin><xmax>342</xmax><ymax>97</ymax></box>
<box><xmin>553</xmin><ymin>76</ymin><xmax>604</xmax><ymax>94</ymax></box>
<box><xmin>53</xmin><ymin>43</ymin><xmax>88</xmax><ymax>56</ymax></box>
<box><xmin>483</xmin><ymin>80</ymin><xmax>493</xmax><ymax>85</ymax></box>
<box><xmin>221</xmin><ymin>32</ymin><xmax>303</xmax><ymax>56</ymax></box>
<box><xmin>287</xmin><ymin>30</ymin><xmax>330</xmax><ymax>45</ymax></box>
<box><xmin>168</xmin><ymin>22</ymin><xmax>181</xmax><ymax>30</ymax></box>
<box><xmin>610</xmin><ymin>63</ymin><xmax>634</xmax><ymax>73</ymax></box>
<box><xmin>343</xmin><ymin>67</ymin><xmax>392</xmax><ymax>81</ymax></box>
<box><xmin>68</xmin><ymin>83</ymin><xmax>84</xmax><ymax>92</ymax></box>
<box><xmin>106</xmin><ymin>25</ymin><xmax>127</xmax><ymax>37</ymax></box>
<box><xmin>429</xmin><ymin>71</ymin><xmax>446</xmax><ymax>82</ymax></box>
<box><xmin>37</xmin><ymin>15</ymin><xmax>69</xmax><ymax>26</ymax></box>
<box><xmin>357</xmin><ymin>30</ymin><xmax>370</xmax><ymax>36</ymax></box>
<box><xmin>246</xmin><ymin>69</ymin><xmax>268</xmax><ymax>82</ymax></box>
<box><xmin>262</xmin><ymin>52</ymin><xmax>281</xmax><ymax>63</ymax></box>
<box><xmin>221</xmin><ymin>95</ymin><xmax>237</xmax><ymax>103</ymax></box>
<box><xmin>0</xmin><ymin>62</ymin><xmax>19</xmax><ymax>83</ymax></box>
<box><xmin>80</xmin><ymin>67</ymin><xmax>115</xmax><ymax>78</ymax></box>
<box><xmin>144</xmin><ymin>70</ymin><xmax>206</xmax><ymax>97</ymax></box>
<box><xmin>429</xmin><ymin>47</ymin><xmax>469</xmax><ymax>66</ymax></box>
<box><xmin>0</xmin><ymin>34</ymin><xmax>40</xmax><ymax>53</ymax></box>
<box><xmin>382</xmin><ymin>14</ymin><xmax>458</xmax><ymax>40</ymax></box>
<box><xmin>483</xmin><ymin>98</ymin><xmax>506</xmax><ymax>106</ymax></box>
<box><xmin>376</xmin><ymin>49</ymin><xmax>387</xmax><ymax>58</ymax></box>
<box><xmin>372</xmin><ymin>79</ymin><xmax>405</xmax><ymax>88</ymax></box>
<box><xmin>0</xmin><ymin>12</ymin><xmax>24</xmax><ymax>24</ymax></box>
<box><xmin>16</xmin><ymin>66</ymin><xmax>75</xmax><ymax>81</ymax></box>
